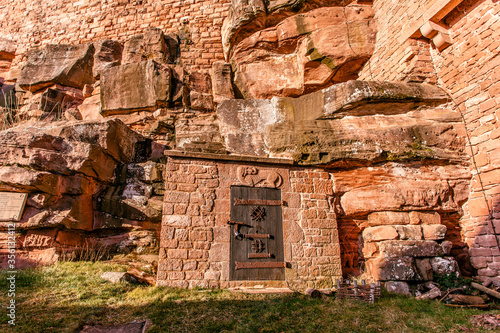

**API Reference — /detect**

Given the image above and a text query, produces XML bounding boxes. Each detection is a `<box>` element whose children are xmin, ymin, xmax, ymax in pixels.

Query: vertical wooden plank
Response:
<box><xmin>230</xmin><ymin>185</ymin><xmax>284</xmax><ymax>281</ymax></box>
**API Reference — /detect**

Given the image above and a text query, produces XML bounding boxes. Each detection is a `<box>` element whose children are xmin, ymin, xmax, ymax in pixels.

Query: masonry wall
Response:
<box><xmin>157</xmin><ymin>155</ymin><xmax>342</xmax><ymax>290</ymax></box>
<box><xmin>359</xmin><ymin>0</ymin><xmax>500</xmax><ymax>279</ymax></box>
<box><xmin>0</xmin><ymin>0</ymin><xmax>230</xmax><ymax>72</ymax></box>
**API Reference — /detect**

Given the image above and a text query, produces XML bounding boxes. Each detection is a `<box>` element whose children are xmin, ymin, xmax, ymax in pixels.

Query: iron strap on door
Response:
<box><xmin>234</xmin><ymin>198</ymin><xmax>285</xmax><ymax>206</ymax></box>
<box><xmin>235</xmin><ymin>261</ymin><xmax>287</xmax><ymax>270</ymax></box>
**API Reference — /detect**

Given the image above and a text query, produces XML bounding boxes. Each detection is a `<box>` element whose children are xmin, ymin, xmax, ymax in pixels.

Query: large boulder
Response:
<box><xmin>17</xmin><ymin>44</ymin><xmax>95</xmax><ymax>92</ymax></box>
<box><xmin>217</xmin><ymin>81</ymin><xmax>465</xmax><ymax>164</ymax></box>
<box><xmin>221</xmin><ymin>0</ymin><xmax>358</xmax><ymax>58</ymax></box>
<box><xmin>230</xmin><ymin>6</ymin><xmax>376</xmax><ymax>99</ymax></box>
<box><xmin>366</xmin><ymin>257</ymin><xmax>422</xmax><ymax>281</ymax></box>
<box><xmin>0</xmin><ymin>119</ymin><xmax>142</xmax><ymax>182</ymax></box>
<box><xmin>100</xmin><ymin>60</ymin><xmax>171</xmax><ymax>115</ymax></box>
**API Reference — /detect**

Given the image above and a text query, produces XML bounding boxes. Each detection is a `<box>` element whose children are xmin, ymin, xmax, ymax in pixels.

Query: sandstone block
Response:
<box><xmin>168</xmin><ymin>249</ymin><xmax>188</xmax><ymax>259</ymax></box>
<box><xmin>367</xmin><ymin>212</ymin><xmax>410</xmax><ymax>226</ymax></box>
<box><xmin>0</xmin><ymin>119</ymin><xmax>141</xmax><ymax>182</ymax></box>
<box><xmin>55</xmin><ymin>230</ymin><xmax>85</xmax><ymax>247</ymax></box>
<box><xmin>367</xmin><ymin>257</ymin><xmax>422</xmax><ymax>281</ymax></box>
<box><xmin>409</xmin><ymin>211</ymin><xmax>441</xmax><ymax>225</ymax></box>
<box><xmin>378</xmin><ymin>240</ymin><xmax>444</xmax><ymax>258</ymax></box>
<box><xmin>101</xmin><ymin>60</ymin><xmax>171</xmax><ymax>115</ymax></box>
<box><xmin>93</xmin><ymin>39</ymin><xmax>122</xmax><ymax>79</ymax></box>
<box><xmin>23</xmin><ymin>229</ymin><xmax>57</xmax><ymax>248</ymax></box>
<box><xmin>162</xmin><ymin>215</ymin><xmax>191</xmax><ymax>227</ymax></box>
<box><xmin>122</xmin><ymin>28</ymin><xmax>178</xmax><ymax>65</ymax></box>
<box><xmin>362</xmin><ymin>242</ymin><xmax>379</xmax><ymax>258</ymax></box>
<box><xmin>362</xmin><ymin>226</ymin><xmax>398</xmax><ymax>242</ymax></box>
<box><xmin>18</xmin><ymin>44</ymin><xmax>95</xmax><ymax>92</ymax></box>
<box><xmin>422</xmin><ymin>224</ymin><xmax>447</xmax><ymax>240</ymax></box>
<box><xmin>211</xmin><ymin>61</ymin><xmax>234</xmax><ymax>104</ymax></box>
<box><xmin>78</xmin><ymin>95</ymin><xmax>102</xmax><ymax>120</ymax></box>
<box><xmin>221</xmin><ymin>0</ymin><xmax>266</xmax><ymax>57</ymax></box>
<box><xmin>322</xmin><ymin>80</ymin><xmax>448</xmax><ymax>119</ymax></box>
<box><xmin>0</xmin><ymin>166</ymin><xmax>62</xmax><ymax>195</ymax></box>
<box><xmin>395</xmin><ymin>225</ymin><xmax>423</xmax><ymax>240</ymax></box>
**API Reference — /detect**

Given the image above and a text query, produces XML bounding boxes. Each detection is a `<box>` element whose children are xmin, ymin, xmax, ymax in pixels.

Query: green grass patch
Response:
<box><xmin>0</xmin><ymin>262</ymin><xmax>497</xmax><ymax>332</ymax></box>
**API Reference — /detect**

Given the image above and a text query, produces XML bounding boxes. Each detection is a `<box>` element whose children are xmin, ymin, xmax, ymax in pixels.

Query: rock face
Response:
<box><xmin>222</xmin><ymin>0</ymin><xmax>358</xmax><ymax>58</ymax></box>
<box><xmin>229</xmin><ymin>6</ymin><xmax>376</xmax><ymax>98</ymax></box>
<box><xmin>0</xmin><ymin>119</ymin><xmax>163</xmax><ymax>268</ymax></box>
<box><xmin>217</xmin><ymin>80</ymin><xmax>465</xmax><ymax>164</ymax></box>
<box><xmin>100</xmin><ymin>60</ymin><xmax>171</xmax><ymax>115</ymax></box>
<box><xmin>17</xmin><ymin>44</ymin><xmax>95</xmax><ymax>92</ymax></box>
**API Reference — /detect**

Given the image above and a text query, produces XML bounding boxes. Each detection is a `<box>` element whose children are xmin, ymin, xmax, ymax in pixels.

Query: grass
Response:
<box><xmin>0</xmin><ymin>262</ymin><xmax>497</xmax><ymax>332</ymax></box>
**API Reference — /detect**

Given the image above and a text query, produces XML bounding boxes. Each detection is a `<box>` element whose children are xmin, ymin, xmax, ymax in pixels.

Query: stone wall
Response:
<box><xmin>358</xmin><ymin>0</ymin><xmax>500</xmax><ymax>281</ymax></box>
<box><xmin>0</xmin><ymin>0</ymin><xmax>230</xmax><ymax>73</ymax></box>
<box><xmin>157</xmin><ymin>153</ymin><xmax>342</xmax><ymax>290</ymax></box>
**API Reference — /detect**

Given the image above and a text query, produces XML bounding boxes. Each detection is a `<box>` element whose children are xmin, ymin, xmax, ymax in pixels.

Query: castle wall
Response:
<box><xmin>359</xmin><ymin>0</ymin><xmax>500</xmax><ymax>279</ymax></box>
<box><xmin>0</xmin><ymin>0</ymin><xmax>230</xmax><ymax>72</ymax></box>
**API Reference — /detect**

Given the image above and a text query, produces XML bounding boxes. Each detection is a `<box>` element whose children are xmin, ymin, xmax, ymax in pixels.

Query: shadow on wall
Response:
<box><xmin>442</xmin><ymin>211</ymin><xmax>475</xmax><ymax>277</ymax></box>
<box><xmin>338</xmin><ymin>218</ymin><xmax>362</xmax><ymax>278</ymax></box>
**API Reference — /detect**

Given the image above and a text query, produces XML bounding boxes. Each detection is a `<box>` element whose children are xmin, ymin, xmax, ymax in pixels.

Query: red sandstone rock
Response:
<box><xmin>78</xmin><ymin>95</ymin><xmax>102</xmax><ymax>120</ymax></box>
<box><xmin>211</xmin><ymin>61</ymin><xmax>234</xmax><ymax>104</ymax></box>
<box><xmin>362</xmin><ymin>226</ymin><xmax>398</xmax><ymax>242</ymax></box>
<box><xmin>378</xmin><ymin>240</ymin><xmax>444</xmax><ymax>258</ymax></box>
<box><xmin>230</xmin><ymin>7</ymin><xmax>376</xmax><ymax>99</ymax></box>
<box><xmin>217</xmin><ymin>81</ymin><xmax>466</xmax><ymax>165</ymax></box>
<box><xmin>17</xmin><ymin>44</ymin><xmax>95</xmax><ymax>93</ymax></box>
<box><xmin>422</xmin><ymin>224</ymin><xmax>447</xmax><ymax>240</ymax></box>
<box><xmin>409</xmin><ymin>211</ymin><xmax>441</xmax><ymax>225</ymax></box>
<box><xmin>93</xmin><ymin>39</ymin><xmax>122</xmax><ymax>79</ymax></box>
<box><xmin>122</xmin><ymin>28</ymin><xmax>177</xmax><ymax>65</ymax></box>
<box><xmin>0</xmin><ymin>119</ymin><xmax>141</xmax><ymax>181</ymax></box>
<box><xmin>100</xmin><ymin>60</ymin><xmax>172</xmax><ymax>115</ymax></box>
<box><xmin>367</xmin><ymin>212</ymin><xmax>410</xmax><ymax>226</ymax></box>
<box><xmin>222</xmin><ymin>0</ymin><xmax>358</xmax><ymax>58</ymax></box>
<box><xmin>385</xmin><ymin>281</ymin><xmax>411</xmax><ymax>295</ymax></box>
<box><xmin>394</xmin><ymin>225</ymin><xmax>423</xmax><ymax>240</ymax></box>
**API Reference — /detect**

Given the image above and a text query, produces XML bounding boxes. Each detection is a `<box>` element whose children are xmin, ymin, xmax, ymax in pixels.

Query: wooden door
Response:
<box><xmin>229</xmin><ymin>186</ymin><xmax>285</xmax><ymax>281</ymax></box>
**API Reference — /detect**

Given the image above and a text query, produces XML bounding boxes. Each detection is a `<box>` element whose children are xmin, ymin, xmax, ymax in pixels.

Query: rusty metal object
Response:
<box><xmin>227</xmin><ymin>221</ymin><xmax>249</xmax><ymax>226</ymax></box>
<box><xmin>243</xmin><ymin>234</ymin><xmax>271</xmax><ymax>239</ymax></box>
<box><xmin>234</xmin><ymin>198</ymin><xmax>284</xmax><ymax>206</ymax></box>
<box><xmin>235</xmin><ymin>261</ymin><xmax>286</xmax><ymax>270</ymax></box>
<box><xmin>248</xmin><ymin>253</ymin><xmax>272</xmax><ymax>259</ymax></box>
<box><xmin>251</xmin><ymin>239</ymin><xmax>265</xmax><ymax>253</ymax></box>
